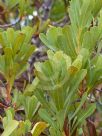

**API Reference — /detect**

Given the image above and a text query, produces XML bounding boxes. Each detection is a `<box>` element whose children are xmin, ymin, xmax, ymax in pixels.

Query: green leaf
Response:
<box><xmin>64</xmin><ymin>69</ymin><xmax>87</xmax><ymax>108</ymax></box>
<box><xmin>62</xmin><ymin>25</ymin><xmax>77</xmax><ymax>58</ymax></box>
<box><xmin>6</xmin><ymin>28</ymin><xmax>15</xmax><ymax>46</ymax></box>
<box><xmin>0</xmin><ymin>55</ymin><xmax>5</xmax><ymax>76</ymax></box>
<box><xmin>70</xmin><ymin>92</ymin><xmax>87</xmax><ymax>121</ymax></box>
<box><xmin>38</xmin><ymin>109</ymin><xmax>56</xmax><ymax>129</ymax></box>
<box><xmin>71</xmin><ymin>103</ymin><xmax>96</xmax><ymax>134</ymax></box>
<box><xmin>40</xmin><ymin>27</ymin><xmax>62</xmax><ymax>51</ymax></box>
<box><xmin>87</xmin><ymin>55</ymin><xmax>102</xmax><ymax>90</ymax></box>
<box><xmin>22</xmin><ymin>95</ymin><xmax>39</xmax><ymax>120</ymax></box>
<box><xmin>2</xmin><ymin>120</ymin><xmax>19</xmax><ymax>136</ymax></box>
<box><xmin>82</xmin><ymin>26</ymin><xmax>102</xmax><ymax>53</ymax></box>
<box><xmin>8</xmin><ymin>120</ymin><xmax>31</xmax><ymax>136</ymax></box>
<box><xmin>35</xmin><ymin>88</ymin><xmax>55</xmax><ymax>114</ymax></box>
<box><xmin>40</xmin><ymin>33</ymin><xmax>53</xmax><ymax>50</ymax></box>
<box><xmin>69</xmin><ymin>0</ymin><xmax>94</xmax><ymax>29</ymax></box>
<box><xmin>31</xmin><ymin>122</ymin><xmax>48</xmax><ymax>136</ymax></box>
<box><xmin>92</xmin><ymin>0</ymin><xmax>102</xmax><ymax>17</ymax></box>
<box><xmin>4</xmin><ymin>47</ymin><xmax>13</xmax><ymax>78</ymax></box>
<box><xmin>0</xmin><ymin>32</ymin><xmax>5</xmax><ymax>47</ymax></box>
<box><xmin>3</xmin><ymin>108</ymin><xmax>15</xmax><ymax>129</ymax></box>
<box><xmin>71</xmin><ymin>55</ymin><xmax>83</xmax><ymax>71</ymax></box>
<box><xmin>13</xmin><ymin>33</ymin><xmax>25</xmax><ymax>55</ymax></box>
<box><xmin>79</xmin><ymin>48</ymin><xmax>89</xmax><ymax>67</ymax></box>
<box><xmin>50</xmin><ymin>0</ymin><xmax>66</xmax><ymax>21</ymax></box>
<box><xmin>24</xmin><ymin>78</ymin><xmax>39</xmax><ymax>96</ymax></box>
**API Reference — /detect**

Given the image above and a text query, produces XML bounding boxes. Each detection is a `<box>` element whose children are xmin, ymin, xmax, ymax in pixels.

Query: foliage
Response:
<box><xmin>34</xmin><ymin>50</ymin><xmax>96</xmax><ymax>135</ymax></box>
<box><xmin>0</xmin><ymin>0</ymin><xmax>102</xmax><ymax>136</ymax></box>
<box><xmin>1</xmin><ymin>108</ymin><xmax>47</xmax><ymax>136</ymax></box>
<box><xmin>40</xmin><ymin>0</ymin><xmax>102</xmax><ymax>92</ymax></box>
<box><xmin>0</xmin><ymin>26</ymin><xmax>36</xmax><ymax>103</ymax></box>
<box><xmin>50</xmin><ymin>0</ymin><xmax>66</xmax><ymax>21</ymax></box>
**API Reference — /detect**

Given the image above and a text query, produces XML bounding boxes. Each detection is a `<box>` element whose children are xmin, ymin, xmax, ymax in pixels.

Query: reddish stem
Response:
<box><xmin>63</xmin><ymin>117</ymin><xmax>70</xmax><ymax>136</ymax></box>
<box><xmin>0</xmin><ymin>102</ymin><xmax>7</xmax><ymax>108</ymax></box>
<box><xmin>87</xmin><ymin>119</ymin><xmax>97</xmax><ymax>136</ymax></box>
<box><xmin>6</xmin><ymin>82</ymin><xmax>11</xmax><ymax>104</ymax></box>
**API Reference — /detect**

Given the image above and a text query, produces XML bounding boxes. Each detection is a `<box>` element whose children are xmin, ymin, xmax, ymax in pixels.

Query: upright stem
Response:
<box><xmin>63</xmin><ymin>117</ymin><xmax>70</xmax><ymax>136</ymax></box>
<box><xmin>6</xmin><ymin>82</ymin><xmax>11</xmax><ymax>104</ymax></box>
<box><xmin>86</xmin><ymin>119</ymin><xmax>97</xmax><ymax>136</ymax></box>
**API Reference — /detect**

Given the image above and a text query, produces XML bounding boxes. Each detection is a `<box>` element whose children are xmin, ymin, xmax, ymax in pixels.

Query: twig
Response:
<box><xmin>96</xmin><ymin>88</ymin><xmax>102</xmax><ymax>92</ymax></box>
<box><xmin>0</xmin><ymin>18</ymin><xmax>21</xmax><ymax>29</ymax></box>
<box><xmin>42</xmin><ymin>0</ymin><xmax>52</xmax><ymax>20</ymax></box>
<box><xmin>0</xmin><ymin>102</ymin><xmax>7</xmax><ymax>108</ymax></box>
